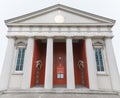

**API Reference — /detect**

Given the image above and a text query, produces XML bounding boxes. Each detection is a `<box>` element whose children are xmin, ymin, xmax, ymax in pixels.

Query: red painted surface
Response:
<box><xmin>31</xmin><ymin>40</ymin><xmax>46</xmax><ymax>87</ymax></box>
<box><xmin>53</xmin><ymin>43</ymin><xmax>66</xmax><ymax>85</ymax></box>
<box><xmin>31</xmin><ymin>40</ymin><xmax>89</xmax><ymax>88</ymax></box>
<box><xmin>57</xmin><ymin>66</ymin><xmax>64</xmax><ymax>73</ymax></box>
<box><xmin>80</xmin><ymin>40</ymin><xmax>89</xmax><ymax>88</ymax></box>
<box><xmin>39</xmin><ymin>43</ymin><xmax>46</xmax><ymax>84</ymax></box>
<box><xmin>73</xmin><ymin>42</ymin><xmax>82</xmax><ymax>85</ymax></box>
<box><xmin>73</xmin><ymin>40</ymin><xmax>89</xmax><ymax>88</ymax></box>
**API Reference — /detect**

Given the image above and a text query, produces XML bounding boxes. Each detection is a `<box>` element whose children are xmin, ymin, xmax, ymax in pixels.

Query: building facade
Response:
<box><xmin>0</xmin><ymin>4</ymin><xmax>120</xmax><ymax>96</ymax></box>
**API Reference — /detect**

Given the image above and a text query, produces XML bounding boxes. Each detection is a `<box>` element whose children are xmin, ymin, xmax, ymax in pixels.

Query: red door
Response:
<box><xmin>31</xmin><ymin>40</ymin><xmax>46</xmax><ymax>87</ymax></box>
<box><xmin>53</xmin><ymin>43</ymin><xmax>66</xmax><ymax>86</ymax></box>
<box><xmin>73</xmin><ymin>43</ymin><xmax>82</xmax><ymax>85</ymax></box>
<box><xmin>73</xmin><ymin>40</ymin><xmax>89</xmax><ymax>88</ymax></box>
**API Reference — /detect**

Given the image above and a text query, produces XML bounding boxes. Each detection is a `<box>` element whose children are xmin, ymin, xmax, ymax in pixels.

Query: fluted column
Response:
<box><xmin>66</xmin><ymin>38</ymin><xmax>75</xmax><ymax>89</ymax></box>
<box><xmin>44</xmin><ymin>38</ymin><xmax>53</xmax><ymax>89</ymax></box>
<box><xmin>85</xmin><ymin>38</ymin><xmax>98</xmax><ymax>90</ymax></box>
<box><xmin>105</xmin><ymin>38</ymin><xmax>120</xmax><ymax>91</ymax></box>
<box><xmin>22</xmin><ymin>37</ymin><xmax>34</xmax><ymax>89</ymax></box>
<box><xmin>0</xmin><ymin>38</ymin><xmax>15</xmax><ymax>90</ymax></box>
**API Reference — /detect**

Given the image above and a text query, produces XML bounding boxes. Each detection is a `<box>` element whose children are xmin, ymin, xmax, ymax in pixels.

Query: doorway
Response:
<box><xmin>53</xmin><ymin>42</ymin><xmax>66</xmax><ymax>87</ymax></box>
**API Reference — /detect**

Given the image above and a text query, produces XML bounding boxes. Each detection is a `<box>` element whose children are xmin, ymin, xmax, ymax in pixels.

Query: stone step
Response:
<box><xmin>0</xmin><ymin>93</ymin><xmax>120</xmax><ymax>98</ymax></box>
<box><xmin>0</xmin><ymin>89</ymin><xmax>120</xmax><ymax>98</ymax></box>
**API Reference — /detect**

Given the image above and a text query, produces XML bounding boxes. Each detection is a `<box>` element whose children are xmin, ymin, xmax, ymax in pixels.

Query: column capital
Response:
<box><xmin>7</xmin><ymin>36</ymin><xmax>16</xmax><ymax>40</ymax></box>
<box><xmin>104</xmin><ymin>37</ymin><xmax>113</xmax><ymax>40</ymax></box>
<box><xmin>65</xmin><ymin>36</ymin><xmax>73</xmax><ymax>39</ymax></box>
<box><xmin>27</xmin><ymin>36</ymin><xmax>34</xmax><ymax>39</ymax></box>
<box><xmin>46</xmin><ymin>37</ymin><xmax>54</xmax><ymax>39</ymax></box>
<box><xmin>85</xmin><ymin>36</ymin><xmax>92</xmax><ymax>39</ymax></box>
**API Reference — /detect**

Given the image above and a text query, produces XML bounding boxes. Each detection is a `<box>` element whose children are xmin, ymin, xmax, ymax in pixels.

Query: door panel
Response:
<box><xmin>53</xmin><ymin>43</ymin><xmax>66</xmax><ymax>85</ymax></box>
<box><xmin>73</xmin><ymin>43</ymin><xmax>82</xmax><ymax>85</ymax></box>
<box><xmin>31</xmin><ymin>40</ymin><xmax>46</xmax><ymax>87</ymax></box>
<box><xmin>39</xmin><ymin>43</ymin><xmax>46</xmax><ymax>84</ymax></box>
<box><xmin>73</xmin><ymin>40</ymin><xmax>89</xmax><ymax>88</ymax></box>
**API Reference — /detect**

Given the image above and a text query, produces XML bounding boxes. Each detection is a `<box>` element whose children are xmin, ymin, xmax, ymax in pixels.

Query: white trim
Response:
<box><xmin>7</xmin><ymin>32</ymin><xmax>113</xmax><ymax>38</ymax></box>
<box><xmin>5</xmin><ymin>4</ymin><xmax>115</xmax><ymax>25</ymax></box>
<box><xmin>6</xmin><ymin>23</ymin><xmax>114</xmax><ymax>27</ymax></box>
<box><xmin>12</xmin><ymin>40</ymin><xmax>27</xmax><ymax>74</ymax></box>
<box><xmin>93</xmin><ymin>40</ymin><xmax>108</xmax><ymax>74</ymax></box>
<box><xmin>12</xmin><ymin>71</ymin><xmax>23</xmax><ymax>75</ymax></box>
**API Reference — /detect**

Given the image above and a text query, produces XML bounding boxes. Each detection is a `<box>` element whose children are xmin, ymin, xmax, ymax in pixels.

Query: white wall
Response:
<box><xmin>9</xmin><ymin>75</ymin><xmax>23</xmax><ymax>89</ymax></box>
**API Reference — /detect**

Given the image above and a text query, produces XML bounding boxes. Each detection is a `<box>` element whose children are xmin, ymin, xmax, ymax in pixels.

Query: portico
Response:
<box><xmin>30</xmin><ymin>37</ymin><xmax>89</xmax><ymax>89</ymax></box>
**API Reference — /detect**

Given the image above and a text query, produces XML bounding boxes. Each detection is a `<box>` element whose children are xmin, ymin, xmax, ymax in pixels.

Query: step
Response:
<box><xmin>0</xmin><ymin>89</ymin><xmax>120</xmax><ymax>98</ymax></box>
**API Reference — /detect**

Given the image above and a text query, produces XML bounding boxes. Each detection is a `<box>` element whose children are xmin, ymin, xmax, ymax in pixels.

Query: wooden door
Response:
<box><xmin>53</xmin><ymin>43</ymin><xmax>66</xmax><ymax>86</ymax></box>
<box><xmin>73</xmin><ymin>43</ymin><xmax>82</xmax><ymax>85</ymax></box>
<box><xmin>73</xmin><ymin>40</ymin><xmax>89</xmax><ymax>88</ymax></box>
<box><xmin>31</xmin><ymin>40</ymin><xmax>46</xmax><ymax>87</ymax></box>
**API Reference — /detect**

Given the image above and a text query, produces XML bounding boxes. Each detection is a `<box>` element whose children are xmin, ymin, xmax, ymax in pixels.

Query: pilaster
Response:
<box><xmin>0</xmin><ymin>37</ymin><xmax>15</xmax><ymax>90</ymax></box>
<box><xmin>85</xmin><ymin>37</ymin><xmax>98</xmax><ymax>90</ymax></box>
<box><xmin>21</xmin><ymin>37</ymin><xmax>34</xmax><ymax>89</ymax></box>
<box><xmin>105</xmin><ymin>38</ymin><xmax>120</xmax><ymax>91</ymax></box>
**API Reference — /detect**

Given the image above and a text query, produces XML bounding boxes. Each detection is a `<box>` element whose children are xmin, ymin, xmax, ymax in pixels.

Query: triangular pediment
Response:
<box><xmin>5</xmin><ymin>4</ymin><xmax>115</xmax><ymax>26</ymax></box>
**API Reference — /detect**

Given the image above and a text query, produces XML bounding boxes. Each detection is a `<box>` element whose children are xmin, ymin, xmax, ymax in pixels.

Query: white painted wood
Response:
<box><xmin>85</xmin><ymin>38</ymin><xmax>98</xmax><ymax>90</ymax></box>
<box><xmin>44</xmin><ymin>38</ymin><xmax>53</xmax><ymax>89</ymax></box>
<box><xmin>66</xmin><ymin>38</ymin><xmax>75</xmax><ymax>89</ymax></box>
<box><xmin>105</xmin><ymin>38</ymin><xmax>120</xmax><ymax>91</ymax></box>
<box><xmin>21</xmin><ymin>37</ymin><xmax>34</xmax><ymax>89</ymax></box>
<box><xmin>0</xmin><ymin>38</ymin><xmax>15</xmax><ymax>90</ymax></box>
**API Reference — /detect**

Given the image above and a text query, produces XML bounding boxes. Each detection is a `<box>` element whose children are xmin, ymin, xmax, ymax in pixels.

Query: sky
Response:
<box><xmin>0</xmin><ymin>0</ymin><xmax>120</xmax><ymax>75</ymax></box>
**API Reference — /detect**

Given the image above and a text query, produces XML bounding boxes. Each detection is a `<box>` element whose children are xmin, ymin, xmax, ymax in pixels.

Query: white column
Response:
<box><xmin>44</xmin><ymin>38</ymin><xmax>53</xmax><ymax>89</ymax></box>
<box><xmin>105</xmin><ymin>38</ymin><xmax>120</xmax><ymax>91</ymax></box>
<box><xmin>66</xmin><ymin>38</ymin><xmax>75</xmax><ymax>89</ymax></box>
<box><xmin>0</xmin><ymin>38</ymin><xmax>15</xmax><ymax>90</ymax></box>
<box><xmin>21</xmin><ymin>37</ymin><xmax>34</xmax><ymax>89</ymax></box>
<box><xmin>86</xmin><ymin>38</ymin><xmax>98</xmax><ymax>90</ymax></box>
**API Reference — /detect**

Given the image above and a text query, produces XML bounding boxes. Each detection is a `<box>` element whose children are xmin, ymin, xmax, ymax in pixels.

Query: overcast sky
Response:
<box><xmin>0</xmin><ymin>0</ymin><xmax>120</xmax><ymax>74</ymax></box>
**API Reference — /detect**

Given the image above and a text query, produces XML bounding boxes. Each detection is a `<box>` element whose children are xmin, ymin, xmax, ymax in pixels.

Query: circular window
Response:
<box><xmin>54</xmin><ymin>15</ymin><xmax>64</xmax><ymax>23</ymax></box>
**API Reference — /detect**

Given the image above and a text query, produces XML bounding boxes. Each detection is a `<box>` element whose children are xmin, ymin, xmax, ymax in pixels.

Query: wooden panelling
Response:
<box><xmin>53</xmin><ymin>43</ymin><xmax>66</xmax><ymax>85</ymax></box>
<box><xmin>31</xmin><ymin>40</ymin><xmax>46</xmax><ymax>87</ymax></box>
<box><xmin>73</xmin><ymin>40</ymin><xmax>89</xmax><ymax>88</ymax></box>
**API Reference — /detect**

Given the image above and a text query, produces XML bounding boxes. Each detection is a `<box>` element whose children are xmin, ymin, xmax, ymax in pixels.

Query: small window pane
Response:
<box><xmin>16</xmin><ymin>65</ymin><xmax>19</xmax><ymax>71</ymax></box>
<box><xmin>57</xmin><ymin>74</ymin><xmax>61</xmax><ymax>78</ymax></box>
<box><xmin>16</xmin><ymin>48</ymin><xmax>25</xmax><ymax>71</ymax></box>
<box><xmin>95</xmin><ymin>48</ymin><xmax>104</xmax><ymax>72</ymax></box>
<box><xmin>61</xmin><ymin>74</ymin><xmax>64</xmax><ymax>78</ymax></box>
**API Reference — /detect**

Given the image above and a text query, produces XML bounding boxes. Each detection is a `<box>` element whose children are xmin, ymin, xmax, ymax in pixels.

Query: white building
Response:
<box><xmin>0</xmin><ymin>4</ymin><xmax>120</xmax><ymax>98</ymax></box>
